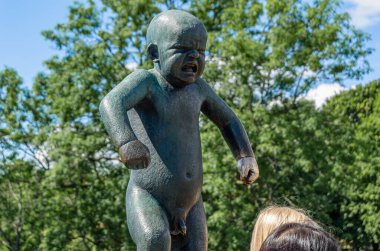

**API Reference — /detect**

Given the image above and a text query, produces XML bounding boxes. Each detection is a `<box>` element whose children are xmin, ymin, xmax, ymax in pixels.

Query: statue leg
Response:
<box><xmin>126</xmin><ymin>183</ymin><xmax>171</xmax><ymax>251</ymax></box>
<box><xmin>182</xmin><ymin>198</ymin><xmax>208</xmax><ymax>251</ymax></box>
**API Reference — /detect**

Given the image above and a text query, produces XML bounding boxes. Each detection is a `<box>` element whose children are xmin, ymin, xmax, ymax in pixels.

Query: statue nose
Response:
<box><xmin>188</xmin><ymin>50</ymin><xmax>199</xmax><ymax>58</ymax></box>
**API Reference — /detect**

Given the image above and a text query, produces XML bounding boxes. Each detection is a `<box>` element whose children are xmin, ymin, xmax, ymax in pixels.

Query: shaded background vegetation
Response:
<box><xmin>0</xmin><ymin>0</ymin><xmax>378</xmax><ymax>250</ymax></box>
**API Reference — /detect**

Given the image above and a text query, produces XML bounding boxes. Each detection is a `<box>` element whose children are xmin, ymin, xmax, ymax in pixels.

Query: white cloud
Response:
<box><xmin>305</xmin><ymin>83</ymin><xmax>346</xmax><ymax>108</ymax></box>
<box><xmin>346</xmin><ymin>0</ymin><xmax>380</xmax><ymax>28</ymax></box>
<box><xmin>125</xmin><ymin>62</ymin><xmax>138</xmax><ymax>70</ymax></box>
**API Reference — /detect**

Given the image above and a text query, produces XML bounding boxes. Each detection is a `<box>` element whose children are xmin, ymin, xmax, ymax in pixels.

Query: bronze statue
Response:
<box><xmin>99</xmin><ymin>10</ymin><xmax>259</xmax><ymax>251</ymax></box>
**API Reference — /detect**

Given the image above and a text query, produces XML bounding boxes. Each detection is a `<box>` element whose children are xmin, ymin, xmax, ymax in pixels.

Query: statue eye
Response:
<box><xmin>173</xmin><ymin>46</ymin><xmax>188</xmax><ymax>52</ymax></box>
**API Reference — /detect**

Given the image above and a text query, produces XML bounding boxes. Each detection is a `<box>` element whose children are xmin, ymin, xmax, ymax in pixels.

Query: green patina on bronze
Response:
<box><xmin>99</xmin><ymin>10</ymin><xmax>258</xmax><ymax>251</ymax></box>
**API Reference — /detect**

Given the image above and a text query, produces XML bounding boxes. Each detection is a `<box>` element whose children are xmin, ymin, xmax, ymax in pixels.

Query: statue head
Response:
<box><xmin>146</xmin><ymin>10</ymin><xmax>208</xmax><ymax>87</ymax></box>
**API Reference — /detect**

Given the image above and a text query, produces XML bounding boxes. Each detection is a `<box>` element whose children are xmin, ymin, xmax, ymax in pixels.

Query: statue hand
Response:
<box><xmin>237</xmin><ymin>157</ymin><xmax>259</xmax><ymax>185</ymax></box>
<box><xmin>119</xmin><ymin>140</ymin><xmax>151</xmax><ymax>169</ymax></box>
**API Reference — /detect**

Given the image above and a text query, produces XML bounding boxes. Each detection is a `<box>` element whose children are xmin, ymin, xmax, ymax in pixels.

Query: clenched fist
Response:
<box><xmin>237</xmin><ymin>156</ymin><xmax>259</xmax><ymax>185</ymax></box>
<box><xmin>119</xmin><ymin>140</ymin><xmax>151</xmax><ymax>169</ymax></box>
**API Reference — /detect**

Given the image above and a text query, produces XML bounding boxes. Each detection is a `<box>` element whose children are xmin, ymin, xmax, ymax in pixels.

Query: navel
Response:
<box><xmin>185</xmin><ymin>171</ymin><xmax>193</xmax><ymax>180</ymax></box>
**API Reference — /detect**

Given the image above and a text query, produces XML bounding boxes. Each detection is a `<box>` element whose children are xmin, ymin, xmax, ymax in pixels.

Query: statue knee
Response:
<box><xmin>143</xmin><ymin>228</ymin><xmax>171</xmax><ymax>250</ymax></box>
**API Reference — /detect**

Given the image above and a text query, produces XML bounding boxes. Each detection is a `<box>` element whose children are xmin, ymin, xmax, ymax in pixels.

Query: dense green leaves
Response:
<box><xmin>201</xmin><ymin>100</ymin><xmax>338</xmax><ymax>250</ymax></box>
<box><xmin>195</xmin><ymin>0</ymin><xmax>371</xmax><ymax>105</ymax></box>
<box><xmin>0</xmin><ymin>0</ymin><xmax>377</xmax><ymax>250</ymax></box>
<box><xmin>324</xmin><ymin>81</ymin><xmax>380</xmax><ymax>248</ymax></box>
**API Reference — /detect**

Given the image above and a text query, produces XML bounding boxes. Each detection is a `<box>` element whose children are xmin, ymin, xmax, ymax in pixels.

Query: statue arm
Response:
<box><xmin>200</xmin><ymin>81</ymin><xmax>253</xmax><ymax>159</ymax></box>
<box><xmin>99</xmin><ymin>70</ymin><xmax>152</xmax><ymax>149</ymax></box>
<box><xmin>200</xmin><ymin>80</ymin><xmax>259</xmax><ymax>184</ymax></box>
<box><xmin>99</xmin><ymin>70</ymin><xmax>153</xmax><ymax>169</ymax></box>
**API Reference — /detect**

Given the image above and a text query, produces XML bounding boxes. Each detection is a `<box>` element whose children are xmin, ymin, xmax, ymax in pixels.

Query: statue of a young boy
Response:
<box><xmin>99</xmin><ymin>10</ymin><xmax>259</xmax><ymax>251</ymax></box>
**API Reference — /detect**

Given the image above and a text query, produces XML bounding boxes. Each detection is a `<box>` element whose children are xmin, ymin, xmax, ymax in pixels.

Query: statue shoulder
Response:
<box><xmin>120</xmin><ymin>68</ymin><xmax>157</xmax><ymax>87</ymax></box>
<box><xmin>196</xmin><ymin>77</ymin><xmax>215</xmax><ymax>96</ymax></box>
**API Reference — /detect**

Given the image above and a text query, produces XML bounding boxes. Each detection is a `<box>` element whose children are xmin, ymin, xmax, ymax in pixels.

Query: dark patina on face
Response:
<box><xmin>147</xmin><ymin>10</ymin><xmax>208</xmax><ymax>87</ymax></box>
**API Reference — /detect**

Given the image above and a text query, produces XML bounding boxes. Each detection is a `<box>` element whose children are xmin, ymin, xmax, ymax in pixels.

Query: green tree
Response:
<box><xmin>193</xmin><ymin>0</ymin><xmax>372</xmax><ymax>249</ymax></box>
<box><xmin>194</xmin><ymin>0</ymin><xmax>371</xmax><ymax>105</ymax></box>
<box><xmin>0</xmin><ymin>68</ymin><xmax>46</xmax><ymax>251</ymax></box>
<box><xmin>324</xmin><ymin>81</ymin><xmax>380</xmax><ymax>250</ymax></box>
<box><xmin>0</xmin><ymin>0</ymin><xmax>373</xmax><ymax>250</ymax></box>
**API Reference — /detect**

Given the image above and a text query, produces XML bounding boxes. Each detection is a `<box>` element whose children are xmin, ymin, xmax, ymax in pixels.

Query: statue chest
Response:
<box><xmin>149</xmin><ymin>84</ymin><xmax>204</xmax><ymax>124</ymax></box>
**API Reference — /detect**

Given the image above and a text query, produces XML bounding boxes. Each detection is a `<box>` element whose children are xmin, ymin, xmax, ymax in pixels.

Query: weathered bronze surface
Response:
<box><xmin>99</xmin><ymin>10</ymin><xmax>259</xmax><ymax>251</ymax></box>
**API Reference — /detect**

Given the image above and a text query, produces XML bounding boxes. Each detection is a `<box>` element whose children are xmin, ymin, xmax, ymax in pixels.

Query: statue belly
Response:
<box><xmin>128</xmin><ymin>102</ymin><xmax>203</xmax><ymax>215</ymax></box>
<box><xmin>131</xmin><ymin>133</ymin><xmax>203</xmax><ymax>214</ymax></box>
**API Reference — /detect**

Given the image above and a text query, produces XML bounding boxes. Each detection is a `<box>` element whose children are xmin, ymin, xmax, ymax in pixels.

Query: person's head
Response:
<box><xmin>259</xmin><ymin>223</ymin><xmax>341</xmax><ymax>251</ymax></box>
<box><xmin>146</xmin><ymin>10</ymin><xmax>207</xmax><ymax>87</ymax></box>
<box><xmin>251</xmin><ymin>206</ymin><xmax>318</xmax><ymax>251</ymax></box>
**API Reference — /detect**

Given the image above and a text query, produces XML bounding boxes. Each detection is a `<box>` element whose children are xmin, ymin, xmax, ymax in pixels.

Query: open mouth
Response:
<box><xmin>181</xmin><ymin>63</ymin><xmax>197</xmax><ymax>73</ymax></box>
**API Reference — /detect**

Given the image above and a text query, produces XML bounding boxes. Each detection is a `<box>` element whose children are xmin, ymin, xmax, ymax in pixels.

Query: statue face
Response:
<box><xmin>157</xmin><ymin>25</ymin><xmax>207</xmax><ymax>87</ymax></box>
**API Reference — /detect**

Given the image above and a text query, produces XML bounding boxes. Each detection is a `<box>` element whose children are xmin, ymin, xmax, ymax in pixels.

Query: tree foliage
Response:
<box><xmin>323</xmin><ymin>81</ymin><xmax>380</xmax><ymax>249</ymax></box>
<box><xmin>0</xmin><ymin>0</ymin><xmax>375</xmax><ymax>250</ymax></box>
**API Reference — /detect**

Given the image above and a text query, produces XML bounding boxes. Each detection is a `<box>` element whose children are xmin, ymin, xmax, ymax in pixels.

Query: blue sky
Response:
<box><xmin>0</xmin><ymin>0</ymin><xmax>70</xmax><ymax>87</ymax></box>
<box><xmin>344</xmin><ymin>0</ymin><xmax>380</xmax><ymax>86</ymax></box>
<box><xmin>0</xmin><ymin>0</ymin><xmax>379</xmax><ymax>102</ymax></box>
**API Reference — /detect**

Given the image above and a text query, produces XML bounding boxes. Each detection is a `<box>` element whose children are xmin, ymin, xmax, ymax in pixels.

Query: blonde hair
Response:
<box><xmin>250</xmin><ymin>206</ymin><xmax>318</xmax><ymax>251</ymax></box>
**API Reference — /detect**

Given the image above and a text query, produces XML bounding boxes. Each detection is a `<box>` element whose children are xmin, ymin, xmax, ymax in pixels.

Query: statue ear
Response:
<box><xmin>147</xmin><ymin>43</ymin><xmax>159</xmax><ymax>62</ymax></box>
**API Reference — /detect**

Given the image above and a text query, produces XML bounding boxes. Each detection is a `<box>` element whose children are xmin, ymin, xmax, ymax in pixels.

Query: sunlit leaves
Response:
<box><xmin>0</xmin><ymin>0</ymin><xmax>375</xmax><ymax>250</ymax></box>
